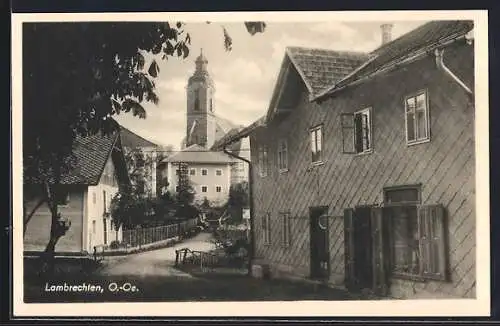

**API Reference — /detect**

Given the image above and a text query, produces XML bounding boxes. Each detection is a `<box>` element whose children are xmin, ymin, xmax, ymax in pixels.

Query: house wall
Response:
<box><xmin>250</xmin><ymin>41</ymin><xmax>475</xmax><ymax>299</ymax></box>
<box><xmin>24</xmin><ymin>185</ymin><xmax>86</xmax><ymax>253</ymax></box>
<box><xmin>230</xmin><ymin>138</ymin><xmax>251</xmax><ymax>185</ymax></box>
<box><xmin>166</xmin><ymin>162</ymin><xmax>232</xmax><ymax>206</ymax></box>
<box><xmin>85</xmin><ymin>156</ymin><xmax>122</xmax><ymax>252</ymax></box>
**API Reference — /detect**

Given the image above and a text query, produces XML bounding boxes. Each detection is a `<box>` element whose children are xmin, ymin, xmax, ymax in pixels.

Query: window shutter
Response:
<box><xmin>370</xmin><ymin>207</ymin><xmax>389</xmax><ymax>296</ymax></box>
<box><xmin>341</xmin><ymin>113</ymin><xmax>356</xmax><ymax>154</ymax></box>
<box><xmin>418</xmin><ymin>204</ymin><xmax>448</xmax><ymax>281</ymax></box>
<box><xmin>343</xmin><ymin>208</ymin><xmax>357</xmax><ymax>289</ymax></box>
<box><xmin>354</xmin><ymin>113</ymin><xmax>363</xmax><ymax>153</ymax></box>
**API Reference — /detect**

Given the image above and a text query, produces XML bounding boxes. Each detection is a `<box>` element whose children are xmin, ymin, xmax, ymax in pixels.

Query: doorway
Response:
<box><xmin>344</xmin><ymin>206</ymin><xmax>389</xmax><ymax>296</ymax></box>
<box><xmin>310</xmin><ymin>206</ymin><xmax>330</xmax><ymax>280</ymax></box>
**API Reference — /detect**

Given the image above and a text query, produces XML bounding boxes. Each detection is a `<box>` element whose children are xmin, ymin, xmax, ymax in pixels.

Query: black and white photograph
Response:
<box><xmin>12</xmin><ymin>10</ymin><xmax>490</xmax><ymax>317</ymax></box>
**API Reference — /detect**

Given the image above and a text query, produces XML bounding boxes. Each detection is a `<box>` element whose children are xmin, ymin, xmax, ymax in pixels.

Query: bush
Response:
<box><xmin>109</xmin><ymin>240</ymin><xmax>121</xmax><ymax>250</ymax></box>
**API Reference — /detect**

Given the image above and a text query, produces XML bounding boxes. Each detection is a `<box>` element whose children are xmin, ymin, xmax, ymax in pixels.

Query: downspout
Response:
<box><xmin>223</xmin><ymin>145</ymin><xmax>254</xmax><ymax>277</ymax></box>
<box><xmin>434</xmin><ymin>48</ymin><xmax>474</xmax><ymax>97</ymax></box>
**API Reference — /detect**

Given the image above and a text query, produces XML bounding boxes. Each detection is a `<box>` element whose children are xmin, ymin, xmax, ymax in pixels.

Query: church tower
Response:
<box><xmin>186</xmin><ymin>49</ymin><xmax>217</xmax><ymax>149</ymax></box>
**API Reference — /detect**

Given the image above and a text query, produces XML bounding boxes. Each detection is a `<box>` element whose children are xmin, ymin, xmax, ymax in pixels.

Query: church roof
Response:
<box><xmin>119</xmin><ymin>126</ymin><xmax>158</xmax><ymax>149</ymax></box>
<box><xmin>163</xmin><ymin>144</ymin><xmax>236</xmax><ymax>164</ymax></box>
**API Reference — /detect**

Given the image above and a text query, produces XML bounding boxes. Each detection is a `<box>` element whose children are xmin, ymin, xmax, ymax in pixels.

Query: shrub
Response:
<box><xmin>109</xmin><ymin>240</ymin><xmax>121</xmax><ymax>250</ymax></box>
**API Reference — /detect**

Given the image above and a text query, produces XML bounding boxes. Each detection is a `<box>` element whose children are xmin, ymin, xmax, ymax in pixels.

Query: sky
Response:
<box><xmin>114</xmin><ymin>20</ymin><xmax>428</xmax><ymax>150</ymax></box>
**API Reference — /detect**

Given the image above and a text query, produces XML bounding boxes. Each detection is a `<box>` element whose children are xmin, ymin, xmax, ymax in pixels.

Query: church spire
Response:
<box><xmin>195</xmin><ymin>48</ymin><xmax>208</xmax><ymax>72</ymax></box>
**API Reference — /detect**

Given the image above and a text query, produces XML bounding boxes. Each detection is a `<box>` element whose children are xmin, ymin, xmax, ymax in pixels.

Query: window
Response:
<box><xmin>103</xmin><ymin>219</ymin><xmax>108</xmax><ymax>245</ymax></box>
<box><xmin>189</xmin><ymin>169</ymin><xmax>196</xmax><ymax>176</ymax></box>
<box><xmin>175</xmin><ymin>169</ymin><xmax>180</xmax><ymax>175</ymax></box>
<box><xmin>262</xmin><ymin>212</ymin><xmax>271</xmax><ymax>245</ymax></box>
<box><xmin>405</xmin><ymin>90</ymin><xmax>430</xmax><ymax>145</ymax></box>
<box><xmin>258</xmin><ymin>145</ymin><xmax>269</xmax><ymax>177</ymax></box>
<box><xmin>384</xmin><ymin>185</ymin><xmax>447</xmax><ymax>281</ymax></box>
<box><xmin>215</xmin><ymin>169</ymin><xmax>222</xmax><ymax>176</ymax></box>
<box><xmin>92</xmin><ymin>220</ymin><xmax>96</xmax><ymax>234</ymax></box>
<box><xmin>341</xmin><ymin>108</ymin><xmax>372</xmax><ymax>154</ymax></box>
<box><xmin>202</xmin><ymin>169</ymin><xmax>208</xmax><ymax>176</ymax></box>
<box><xmin>215</xmin><ymin>186</ymin><xmax>222</xmax><ymax>193</ymax></box>
<box><xmin>194</xmin><ymin>89</ymin><xmax>200</xmax><ymax>111</ymax></box>
<box><xmin>103</xmin><ymin>190</ymin><xmax>107</xmax><ymax>214</ymax></box>
<box><xmin>201</xmin><ymin>186</ymin><xmax>208</xmax><ymax>193</ymax></box>
<box><xmin>175</xmin><ymin>185</ymin><xmax>180</xmax><ymax>192</ymax></box>
<box><xmin>210</xmin><ymin>98</ymin><xmax>213</xmax><ymax>112</ymax></box>
<box><xmin>55</xmin><ymin>190</ymin><xmax>70</xmax><ymax>206</ymax></box>
<box><xmin>310</xmin><ymin>125</ymin><xmax>323</xmax><ymax>163</ymax></box>
<box><xmin>278</xmin><ymin>139</ymin><xmax>288</xmax><ymax>172</ymax></box>
<box><xmin>281</xmin><ymin>212</ymin><xmax>291</xmax><ymax>247</ymax></box>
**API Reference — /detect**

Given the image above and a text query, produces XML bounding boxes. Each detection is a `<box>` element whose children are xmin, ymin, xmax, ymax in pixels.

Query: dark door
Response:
<box><xmin>344</xmin><ymin>206</ymin><xmax>389</xmax><ymax>295</ymax></box>
<box><xmin>354</xmin><ymin>206</ymin><xmax>373</xmax><ymax>289</ymax></box>
<box><xmin>310</xmin><ymin>206</ymin><xmax>330</xmax><ymax>280</ymax></box>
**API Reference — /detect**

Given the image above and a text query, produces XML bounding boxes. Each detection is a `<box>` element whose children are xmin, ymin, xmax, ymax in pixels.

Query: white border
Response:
<box><xmin>12</xmin><ymin>10</ymin><xmax>490</xmax><ymax>317</ymax></box>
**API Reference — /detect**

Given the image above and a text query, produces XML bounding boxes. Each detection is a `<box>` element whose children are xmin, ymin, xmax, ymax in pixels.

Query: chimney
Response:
<box><xmin>380</xmin><ymin>23</ymin><xmax>393</xmax><ymax>45</ymax></box>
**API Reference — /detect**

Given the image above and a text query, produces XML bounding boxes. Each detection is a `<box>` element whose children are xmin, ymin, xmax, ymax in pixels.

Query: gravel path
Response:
<box><xmin>98</xmin><ymin>232</ymin><xmax>216</xmax><ymax>277</ymax></box>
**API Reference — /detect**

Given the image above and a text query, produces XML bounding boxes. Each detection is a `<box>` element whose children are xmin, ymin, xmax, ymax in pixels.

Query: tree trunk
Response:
<box><xmin>42</xmin><ymin>181</ymin><xmax>65</xmax><ymax>274</ymax></box>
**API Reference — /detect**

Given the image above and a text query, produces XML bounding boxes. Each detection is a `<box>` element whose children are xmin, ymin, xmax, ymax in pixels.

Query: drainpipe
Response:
<box><xmin>434</xmin><ymin>48</ymin><xmax>473</xmax><ymax>98</ymax></box>
<box><xmin>223</xmin><ymin>146</ymin><xmax>254</xmax><ymax>277</ymax></box>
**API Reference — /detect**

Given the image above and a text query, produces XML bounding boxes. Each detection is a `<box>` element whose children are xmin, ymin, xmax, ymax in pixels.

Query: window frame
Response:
<box><xmin>201</xmin><ymin>185</ymin><xmax>208</xmax><ymax>193</ymax></box>
<box><xmin>215</xmin><ymin>185</ymin><xmax>222</xmax><ymax>193</ymax></box>
<box><xmin>383</xmin><ymin>185</ymin><xmax>448</xmax><ymax>282</ymax></box>
<box><xmin>262</xmin><ymin>212</ymin><xmax>271</xmax><ymax>245</ymax></box>
<box><xmin>280</xmin><ymin>211</ymin><xmax>291</xmax><ymax>247</ymax></box>
<box><xmin>201</xmin><ymin>169</ymin><xmax>208</xmax><ymax>176</ymax></box>
<box><xmin>341</xmin><ymin>107</ymin><xmax>373</xmax><ymax>155</ymax></box>
<box><xmin>258</xmin><ymin>145</ymin><xmax>269</xmax><ymax>178</ymax></box>
<box><xmin>309</xmin><ymin>124</ymin><xmax>323</xmax><ymax>165</ymax></box>
<box><xmin>354</xmin><ymin>107</ymin><xmax>373</xmax><ymax>154</ymax></box>
<box><xmin>189</xmin><ymin>168</ymin><xmax>196</xmax><ymax>176</ymax></box>
<box><xmin>405</xmin><ymin>89</ymin><xmax>431</xmax><ymax>146</ymax></box>
<box><xmin>277</xmin><ymin>138</ymin><xmax>289</xmax><ymax>173</ymax></box>
<box><xmin>215</xmin><ymin>169</ymin><xmax>223</xmax><ymax>176</ymax></box>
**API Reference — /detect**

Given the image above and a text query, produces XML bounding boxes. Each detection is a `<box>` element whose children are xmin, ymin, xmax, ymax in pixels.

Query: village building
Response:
<box><xmin>24</xmin><ymin>131</ymin><xmax>130</xmax><ymax>254</ymax></box>
<box><xmin>161</xmin><ymin>144</ymin><xmax>235</xmax><ymax>206</ymax></box>
<box><xmin>119</xmin><ymin>125</ymin><xmax>159</xmax><ymax>198</ymax></box>
<box><xmin>219</xmin><ymin>20</ymin><xmax>475</xmax><ymax>299</ymax></box>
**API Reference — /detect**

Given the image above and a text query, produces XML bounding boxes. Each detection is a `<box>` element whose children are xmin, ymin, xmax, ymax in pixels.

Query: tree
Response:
<box><xmin>22</xmin><ymin>21</ymin><xmax>266</xmax><ymax>266</ymax></box>
<box><xmin>227</xmin><ymin>181</ymin><xmax>250</xmax><ymax>224</ymax></box>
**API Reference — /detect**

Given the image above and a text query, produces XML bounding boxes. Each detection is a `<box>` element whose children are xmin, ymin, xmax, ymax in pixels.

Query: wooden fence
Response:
<box><xmin>122</xmin><ymin>218</ymin><xmax>198</xmax><ymax>248</ymax></box>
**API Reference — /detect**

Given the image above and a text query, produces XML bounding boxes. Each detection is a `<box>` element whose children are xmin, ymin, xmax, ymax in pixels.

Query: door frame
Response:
<box><xmin>309</xmin><ymin>206</ymin><xmax>330</xmax><ymax>280</ymax></box>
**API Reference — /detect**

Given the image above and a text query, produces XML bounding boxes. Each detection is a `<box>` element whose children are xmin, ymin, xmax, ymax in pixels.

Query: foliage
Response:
<box><xmin>228</xmin><ymin>181</ymin><xmax>250</xmax><ymax>208</ymax></box>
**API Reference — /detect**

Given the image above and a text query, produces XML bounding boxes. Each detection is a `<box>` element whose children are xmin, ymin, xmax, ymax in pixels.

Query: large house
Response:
<box><xmin>24</xmin><ymin>131</ymin><xmax>129</xmax><ymax>254</ymax></box>
<box><xmin>218</xmin><ymin>21</ymin><xmax>476</xmax><ymax>299</ymax></box>
<box><xmin>161</xmin><ymin>144</ymin><xmax>236</xmax><ymax>206</ymax></box>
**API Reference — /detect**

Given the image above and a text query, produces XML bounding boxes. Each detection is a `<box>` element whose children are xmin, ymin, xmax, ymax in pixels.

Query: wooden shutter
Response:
<box><xmin>371</xmin><ymin>207</ymin><xmax>389</xmax><ymax>296</ymax></box>
<box><xmin>344</xmin><ymin>208</ymin><xmax>357</xmax><ymax>290</ymax></box>
<box><xmin>354</xmin><ymin>113</ymin><xmax>363</xmax><ymax>153</ymax></box>
<box><xmin>341</xmin><ymin>113</ymin><xmax>356</xmax><ymax>154</ymax></box>
<box><xmin>418</xmin><ymin>204</ymin><xmax>448</xmax><ymax>281</ymax></box>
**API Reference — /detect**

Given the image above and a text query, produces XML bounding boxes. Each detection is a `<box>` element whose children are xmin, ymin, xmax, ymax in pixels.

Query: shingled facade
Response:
<box><xmin>219</xmin><ymin>21</ymin><xmax>476</xmax><ymax>299</ymax></box>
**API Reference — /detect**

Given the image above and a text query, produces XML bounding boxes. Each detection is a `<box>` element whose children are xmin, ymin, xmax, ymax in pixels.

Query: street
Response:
<box><xmin>98</xmin><ymin>232</ymin><xmax>216</xmax><ymax>278</ymax></box>
<box><xmin>24</xmin><ymin>232</ymin><xmax>358</xmax><ymax>303</ymax></box>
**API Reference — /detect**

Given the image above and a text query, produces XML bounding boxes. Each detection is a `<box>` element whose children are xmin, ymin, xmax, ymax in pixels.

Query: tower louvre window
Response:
<box><xmin>194</xmin><ymin>89</ymin><xmax>200</xmax><ymax>111</ymax></box>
